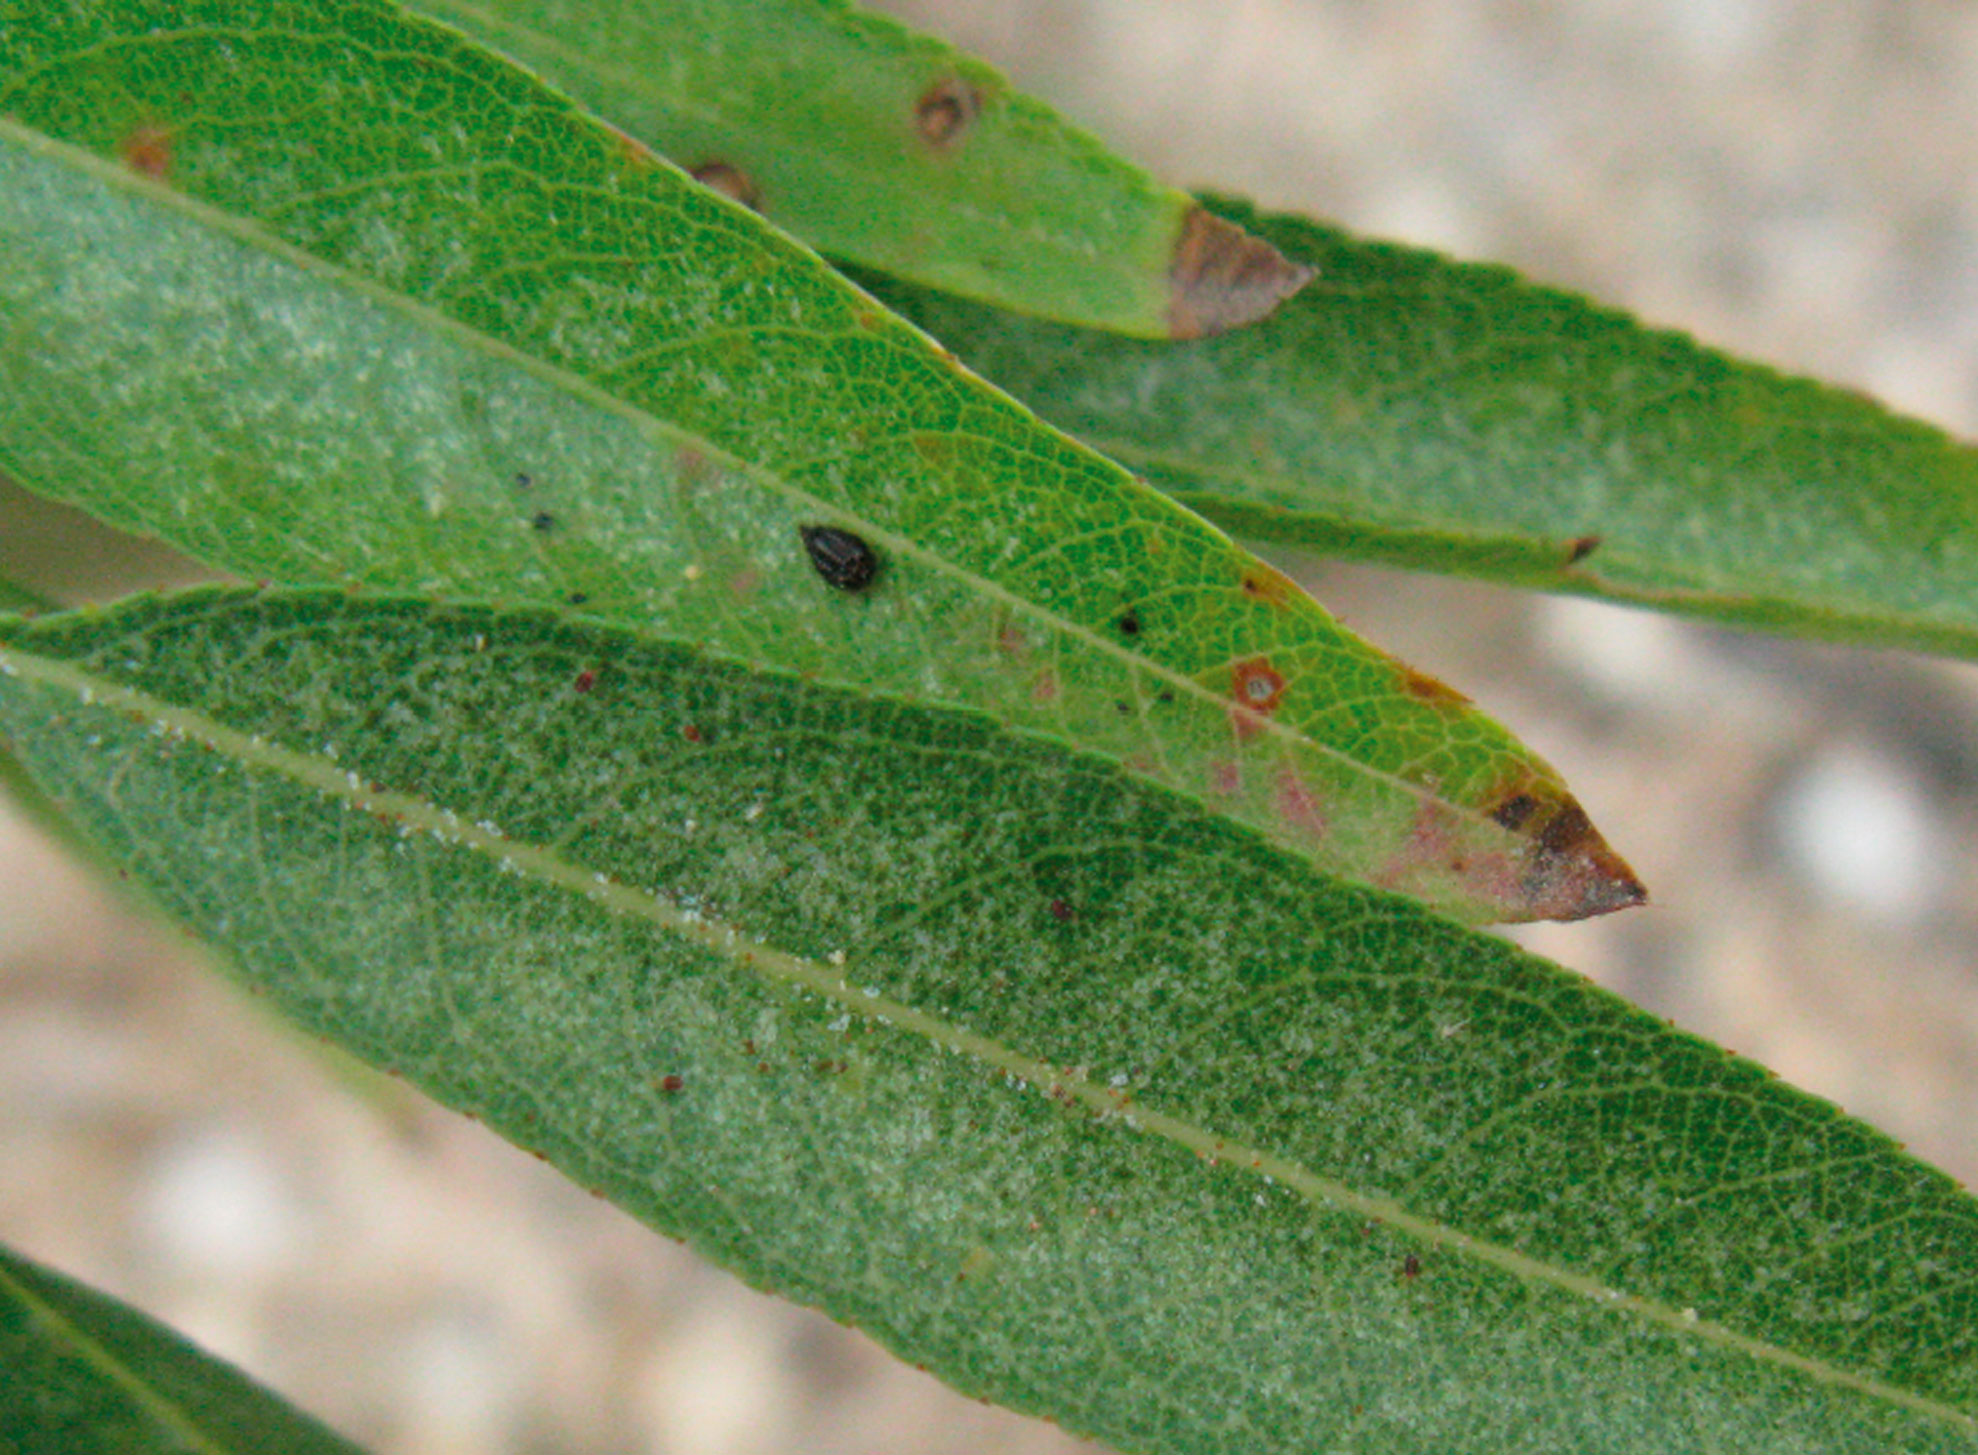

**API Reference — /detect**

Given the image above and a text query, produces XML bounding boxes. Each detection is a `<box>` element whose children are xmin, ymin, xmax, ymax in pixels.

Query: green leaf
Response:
<box><xmin>1</xmin><ymin>587</ymin><xmax>1974</xmax><ymax>1454</ymax></box>
<box><xmin>0</xmin><ymin>1240</ymin><xmax>366</xmax><ymax>1455</ymax></box>
<box><xmin>405</xmin><ymin>0</ymin><xmax>1311</xmax><ymax>338</ymax></box>
<box><xmin>864</xmin><ymin>196</ymin><xmax>1978</xmax><ymax>658</ymax></box>
<box><xmin>0</xmin><ymin>2</ymin><xmax>1640</xmax><ymax>922</ymax></box>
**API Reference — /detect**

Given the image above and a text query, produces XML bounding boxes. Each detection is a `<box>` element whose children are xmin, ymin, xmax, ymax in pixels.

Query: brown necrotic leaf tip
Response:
<box><xmin>1167</xmin><ymin>206</ymin><xmax>1317</xmax><ymax>339</ymax></box>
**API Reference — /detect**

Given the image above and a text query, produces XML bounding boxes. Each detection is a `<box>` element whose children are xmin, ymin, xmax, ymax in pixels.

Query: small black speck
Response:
<box><xmin>800</xmin><ymin>524</ymin><xmax>881</xmax><ymax>592</ymax></box>
<box><xmin>531</xmin><ymin>511</ymin><xmax>557</xmax><ymax>533</ymax></box>
<box><xmin>1156</xmin><ymin>690</ymin><xmax>1176</xmax><ymax>704</ymax></box>
<box><xmin>568</xmin><ymin>591</ymin><xmax>590</xmax><ymax>606</ymax></box>
<box><xmin>513</xmin><ymin>472</ymin><xmax>533</xmax><ymax>489</ymax></box>
<box><xmin>1117</xmin><ymin>608</ymin><xmax>1142</xmax><ymax>637</ymax></box>
<box><xmin>1114</xmin><ymin>700</ymin><xmax>1131</xmax><ymax>715</ymax></box>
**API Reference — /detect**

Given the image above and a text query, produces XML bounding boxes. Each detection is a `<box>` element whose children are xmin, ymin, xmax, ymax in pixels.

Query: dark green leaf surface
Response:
<box><xmin>0</xmin><ymin>1240</ymin><xmax>365</xmax><ymax>1455</ymax></box>
<box><xmin>0</xmin><ymin>2</ymin><xmax>1639</xmax><ymax>922</ymax></box>
<box><xmin>1</xmin><ymin>589</ymin><xmax>1975</xmax><ymax>1455</ymax></box>
<box><xmin>866</xmin><ymin>198</ymin><xmax>1978</xmax><ymax>658</ymax></box>
<box><xmin>406</xmin><ymin>0</ymin><xmax>1310</xmax><ymax>338</ymax></box>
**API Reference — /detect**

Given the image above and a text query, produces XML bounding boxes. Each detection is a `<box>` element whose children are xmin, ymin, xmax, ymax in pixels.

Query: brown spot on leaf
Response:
<box><xmin>1239</xmin><ymin>563</ymin><xmax>1303</xmax><ymax>609</ymax></box>
<box><xmin>1210</xmin><ymin>760</ymin><xmax>1243</xmax><ymax>795</ymax></box>
<box><xmin>1167</xmin><ymin>206</ymin><xmax>1316</xmax><ymax>339</ymax></box>
<box><xmin>1397</xmin><ymin>665</ymin><xmax>1471</xmax><ymax>710</ymax></box>
<box><xmin>1030</xmin><ymin>667</ymin><xmax>1060</xmax><ymax>704</ymax></box>
<box><xmin>1566</xmin><ymin>535</ymin><xmax>1603</xmax><ymax>565</ymax></box>
<box><xmin>1048</xmin><ymin>898</ymin><xmax>1074</xmax><ymax>923</ymax></box>
<box><xmin>1229</xmin><ymin>658</ymin><xmax>1287</xmax><ymax>730</ymax></box>
<box><xmin>659</xmin><ymin>1074</ymin><xmax>684</xmax><ymax>1093</ymax></box>
<box><xmin>915</xmin><ymin>76</ymin><xmax>982</xmax><ymax>149</ymax></box>
<box><xmin>689</xmin><ymin>160</ymin><xmax>761</xmax><ymax>211</ymax></box>
<box><xmin>118</xmin><ymin>124</ymin><xmax>172</xmax><ymax>181</ymax></box>
<box><xmin>1488</xmin><ymin>792</ymin><xmax>1540</xmax><ymax>831</ymax></box>
<box><xmin>573</xmin><ymin>669</ymin><xmax>597</xmax><ymax>693</ymax></box>
<box><xmin>1484</xmin><ymin>775</ymin><xmax>1648</xmax><ymax>921</ymax></box>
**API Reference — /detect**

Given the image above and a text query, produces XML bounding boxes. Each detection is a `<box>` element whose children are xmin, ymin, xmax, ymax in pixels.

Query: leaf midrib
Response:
<box><xmin>0</xmin><ymin>1254</ymin><xmax>253</xmax><ymax>1455</ymax></box>
<box><xmin>1</xmin><ymin>633</ymin><xmax>1964</xmax><ymax>1433</ymax></box>
<box><xmin>0</xmin><ymin>116</ymin><xmax>1486</xmax><ymax>827</ymax></box>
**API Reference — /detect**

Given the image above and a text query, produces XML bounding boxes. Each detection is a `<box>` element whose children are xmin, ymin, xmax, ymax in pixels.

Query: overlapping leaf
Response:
<box><xmin>406</xmin><ymin>0</ymin><xmax>1310</xmax><ymax>338</ymax></box>
<box><xmin>866</xmin><ymin>198</ymin><xmax>1978</xmax><ymax>658</ymax></box>
<box><xmin>0</xmin><ymin>1241</ymin><xmax>365</xmax><ymax>1454</ymax></box>
<box><xmin>0</xmin><ymin>2</ymin><xmax>1638</xmax><ymax>920</ymax></box>
<box><xmin>0</xmin><ymin>589</ymin><xmax>1973</xmax><ymax>1454</ymax></box>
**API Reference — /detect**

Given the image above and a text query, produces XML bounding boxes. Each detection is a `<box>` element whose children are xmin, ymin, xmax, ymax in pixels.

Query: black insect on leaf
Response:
<box><xmin>801</xmin><ymin>525</ymin><xmax>881</xmax><ymax>592</ymax></box>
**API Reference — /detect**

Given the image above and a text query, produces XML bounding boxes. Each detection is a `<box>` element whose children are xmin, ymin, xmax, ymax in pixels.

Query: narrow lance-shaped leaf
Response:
<box><xmin>0</xmin><ymin>2</ymin><xmax>1639</xmax><ymax>921</ymax></box>
<box><xmin>406</xmin><ymin>0</ymin><xmax>1311</xmax><ymax>338</ymax></box>
<box><xmin>0</xmin><ymin>1240</ymin><xmax>366</xmax><ymax>1455</ymax></box>
<box><xmin>1</xmin><ymin>588</ymin><xmax>1974</xmax><ymax>1454</ymax></box>
<box><xmin>863</xmin><ymin>198</ymin><xmax>1978</xmax><ymax>659</ymax></box>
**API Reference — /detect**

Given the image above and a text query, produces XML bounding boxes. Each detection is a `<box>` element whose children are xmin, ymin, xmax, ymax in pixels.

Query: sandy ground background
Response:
<box><xmin>5</xmin><ymin>4</ymin><xmax>1978</xmax><ymax>1451</ymax></box>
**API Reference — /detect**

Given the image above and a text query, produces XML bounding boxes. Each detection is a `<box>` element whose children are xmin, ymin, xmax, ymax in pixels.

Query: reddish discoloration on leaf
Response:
<box><xmin>674</xmin><ymin>446</ymin><xmax>715</xmax><ymax>487</ymax></box>
<box><xmin>659</xmin><ymin>1074</ymin><xmax>684</xmax><ymax>1093</ymax></box>
<box><xmin>1047</xmin><ymin>898</ymin><xmax>1074</xmax><ymax>923</ymax></box>
<box><xmin>603</xmin><ymin>122</ymin><xmax>657</xmax><ymax>172</ymax></box>
<box><xmin>573</xmin><ymin>669</ymin><xmax>597</xmax><ymax>693</ymax></box>
<box><xmin>727</xmin><ymin>567</ymin><xmax>760</xmax><ymax>597</ymax></box>
<box><xmin>1478</xmin><ymin>775</ymin><xmax>1647</xmax><ymax>921</ymax></box>
<box><xmin>996</xmin><ymin>622</ymin><xmax>1028</xmax><ymax>657</ymax></box>
<box><xmin>915</xmin><ymin>76</ymin><xmax>983</xmax><ymax>149</ymax></box>
<box><xmin>1210</xmin><ymin>760</ymin><xmax>1242</xmax><ymax>795</ymax></box>
<box><xmin>681</xmin><ymin>724</ymin><xmax>704</xmax><ymax>744</ymax></box>
<box><xmin>1273</xmin><ymin>769</ymin><xmax>1327</xmax><ymax>840</ymax></box>
<box><xmin>1167</xmin><ymin>206</ymin><xmax>1317</xmax><ymax>340</ymax></box>
<box><xmin>118</xmin><ymin>124</ymin><xmax>172</xmax><ymax>181</ymax></box>
<box><xmin>1029</xmin><ymin>667</ymin><xmax>1059</xmax><ymax>704</ymax></box>
<box><xmin>689</xmin><ymin>160</ymin><xmax>761</xmax><ymax>211</ymax></box>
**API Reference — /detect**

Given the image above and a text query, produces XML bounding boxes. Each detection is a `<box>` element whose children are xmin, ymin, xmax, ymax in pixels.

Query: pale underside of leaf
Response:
<box><xmin>405</xmin><ymin>0</ymin><xmax>1311</xmax><ymax>338</ymax></box>
<box><xmin>0</xmin><ymin>591</ymin><xmax>1972</xmax><ymax>1454</ymax></box>
<box><xmin>0</xmin><ymin>8</ymin><xmax>1638</xmax><ymax>924</ymax></box>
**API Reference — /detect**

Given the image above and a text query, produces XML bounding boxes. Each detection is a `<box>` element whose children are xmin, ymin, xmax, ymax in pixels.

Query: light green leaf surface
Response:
<box><xmin>0</xmin><ymin>1240</ymin><xmax>365</xmax><ymax>1455</ymax></box>
<box><xmin>407</xmin><ymin>0</ymin><xmax>1310</xmax><ymax>338</ymax></box>
<box><xmin>0</xmin><ymin>2</ymin><xmax>1639</xmax><ymax>922</ymax></box>
<box><xmin>864</xmin><ymin>198</ymin><xmax>1978</xmax><ymax>657</ymax></box>
<box><xmin>1</xmin><ymin>589</ymin><xmax>1975</xmax><ymax>1455</ymax></box>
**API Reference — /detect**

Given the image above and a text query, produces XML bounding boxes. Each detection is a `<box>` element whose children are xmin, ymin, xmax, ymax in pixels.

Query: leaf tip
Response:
<box><xmin>1512</xmin><ymin>799</ymin><xmax>1648</xmax><ymax>921</ymax></box>
<box><xmin>1166</xmin><ymin>206</ymin><xmax>1316</xmax><ymax>339</ymax></box>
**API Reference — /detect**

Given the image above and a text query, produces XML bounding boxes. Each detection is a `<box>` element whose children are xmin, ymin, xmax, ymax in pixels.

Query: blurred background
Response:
<box><xmin>5</xmin><ymin>3</ymin><xmax>1978</xmax><ymax>1451</ymax></box>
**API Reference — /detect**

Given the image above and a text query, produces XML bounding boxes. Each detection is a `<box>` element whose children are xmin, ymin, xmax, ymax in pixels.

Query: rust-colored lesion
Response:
<box><xmin>1167</xmin><ymin>206</ymin><xmax>1317</xmax><ymax>339</ymax></box>
<box><xmin>1228</xmin><ymin>658</ymin><xmax>1288</xmax><ymax>738</ymax></box>
<box><xmin>915</xmin><ymin>76</ymin><xmax>983</xmax><ymax>150</ymax></box>
<box><xmin>1396</xmin><ymin>664</ymin><xmax>1472</xmax><ymax>710</ymax></box>
<box><xmin>118</xmin><ymin>123</ymin><xmax>173</xmax><ymax>181</ymax></box>
<box><xmin>689</xmin><ymin>160</ymin><xmax>762</xmax><ymax>212</ymax></box>
<box><xmin>1566</xmin><ymin>534</ymin><xmax>1603</xmax><ymax>566</ymax></box>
